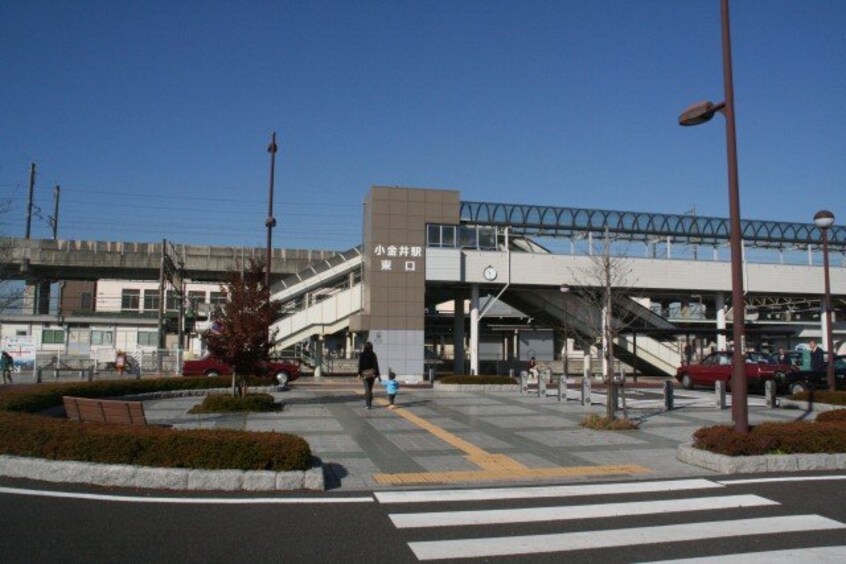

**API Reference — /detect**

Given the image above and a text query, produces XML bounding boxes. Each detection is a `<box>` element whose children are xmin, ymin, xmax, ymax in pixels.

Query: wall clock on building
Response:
<box><xmin>483</xmin><ymin>266</ymin><xmax>498</xmax><ymax>281</ymax></box>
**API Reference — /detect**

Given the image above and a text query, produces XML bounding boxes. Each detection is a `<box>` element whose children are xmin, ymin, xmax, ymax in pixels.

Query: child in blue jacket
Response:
<box><xmin>381</xmin><ymin>371</ymin><xmax>400</xmax><ymax>409</ymax></box>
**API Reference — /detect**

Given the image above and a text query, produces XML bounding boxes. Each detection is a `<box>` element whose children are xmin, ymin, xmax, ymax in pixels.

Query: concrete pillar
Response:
<box><xmin>821</xmin><ymin>311</ymin><xmax>831</xmax><ymax>353</ymax></box>
<box><xmin>470</xmin><ymin>284</ymin><xmax>480</xmax><ymax>376</ymax></box>
<box><xmin>715</xmin><ymin>380</ymin><xmax>727</xmax><ymax>409</ymax></box>
<box><xmin>345</xmin><ymin>332</ymin><xmax>353</xmax><ymax>359</ymax></box>
<box><xmin>513</xmin><ymin>330</ymin><xmax>519</xmax><ymax>361</ymax></box>
<box><xmin>453</xmin><ymin>298</ymin><xmax>465</xmax><ymax>374</ymax></box>
<box><xmin>314</xmin><ymin>337</ymin><xmax>324</xmax><ymax>378</ymax></box>
<box><xmin>715</xmin><ymin>293</ymin><xmax>727</xmax><ymax>351</ymax></box>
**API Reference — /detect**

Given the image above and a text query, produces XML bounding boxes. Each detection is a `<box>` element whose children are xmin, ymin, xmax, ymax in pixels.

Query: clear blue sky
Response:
<box><xmin>1</xmin><ymin>0</ymin><xmax>844</xmax><ymax>251</ymax></box>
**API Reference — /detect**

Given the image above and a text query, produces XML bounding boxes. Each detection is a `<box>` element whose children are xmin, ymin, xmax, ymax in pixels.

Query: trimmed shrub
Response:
<box><xmin>0</xmin><ymin>378</ymin><xmax>311</xmax><ymax>472</ymax></box>
<box><xmin>816</xmin><ymin>409</ymin><xmax>846</xmax><ymax>423</ymax></box>
<box><xmin>581</xmin><ymin>414</ymin><xmax>640</xmax><ymax>431</ymax></box>
<box><xmin>0</xmin><ymin>412</ymin><xmax>310</xmax><ymax>471</ymax></box>
<box><xmin>789</xmin><ymin>390</ymin><xmax>846</xmax><ymax>405</ymax></box>
<box><xmin>437</xmin><ymin>375</ymin><xmax>517</xmax><ymax>385</ymax></box>
<box><xmin>189</xmin><ymin>393</ymin><xmax>280</xmax><ymax>413</ymax></box>
<box><xmin>693</xmin><ymin>420</ymin><xmax>846</xmax><ymax>456</ymax></box>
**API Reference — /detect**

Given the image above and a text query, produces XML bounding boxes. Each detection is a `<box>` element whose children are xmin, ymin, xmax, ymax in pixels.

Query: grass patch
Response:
<box><xmin>189</xmin><ymin>393</ymin><xmax>280</xmax><ymax>414</ymax></box>
<box><xmin>581</xmin><ymin>413</ymin><xmax>640</xmax><ymax>430</ymax></box>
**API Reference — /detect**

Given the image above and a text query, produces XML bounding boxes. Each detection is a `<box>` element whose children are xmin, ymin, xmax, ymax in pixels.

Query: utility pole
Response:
<box><xmin>50</xmin><ymin>185</ymin><xmax>60</xmax><ymax>239</ymax></box>
<box><xmin>25</xmin><ymin>162</ymin><xmax>35</xmax><ymax>239</ymax></box>
<box><xmin>265</xmin><ymin>132</ymin><xmax>278</xmax><ymax>293</ymax></box>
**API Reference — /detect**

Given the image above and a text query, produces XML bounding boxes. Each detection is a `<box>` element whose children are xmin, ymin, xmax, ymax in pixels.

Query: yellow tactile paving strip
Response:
<box><xmin>364</xmin><ymin>396</ymin><xmax>651</xmax><ymax>485</ymax></box>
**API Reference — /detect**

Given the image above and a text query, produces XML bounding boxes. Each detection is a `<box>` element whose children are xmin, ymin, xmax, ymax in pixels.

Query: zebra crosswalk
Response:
<box><xmin>375</xmin><ymin>478</ymin><xmax>846</xmax><ymax>561</ymax></box>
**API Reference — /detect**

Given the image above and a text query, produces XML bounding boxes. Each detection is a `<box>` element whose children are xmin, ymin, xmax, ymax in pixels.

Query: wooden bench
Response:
<box><xmin>63</xmin><ymin>396</ymin><xmax>148</xmax><ymax>425</ymax></box>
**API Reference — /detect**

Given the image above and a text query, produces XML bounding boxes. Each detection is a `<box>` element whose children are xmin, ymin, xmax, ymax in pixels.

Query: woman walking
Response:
<box><xmin>358</xmin><ymin>342</ymin><xmax>380</xmax><ymax>409</ymax></box>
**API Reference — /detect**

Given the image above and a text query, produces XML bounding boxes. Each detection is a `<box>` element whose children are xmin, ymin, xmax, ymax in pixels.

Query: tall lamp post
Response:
<box><xmin>813</xmin><ymin>209</ymin><xmax>836</xmax><ymax>390</ymax></box>
<box><xmin>265</xmin><ymin>132</ymin><xmax>278</xmax><ymax>293</ymax></box>
<box><xmin>679</xmin><ymin>0</ymin><xmax>748</xmax><ymax>432</ymax></box>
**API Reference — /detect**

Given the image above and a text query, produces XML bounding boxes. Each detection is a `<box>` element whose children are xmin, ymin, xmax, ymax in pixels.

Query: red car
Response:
<box><xmin>182</xmin><ymin>354</ymin><xmax>301</xmax><ymax>386</ymax></box>
<box><xmin>676</xmin><ymin>351</ymin><xmax>797</xmax><ymax>392</ymax></box>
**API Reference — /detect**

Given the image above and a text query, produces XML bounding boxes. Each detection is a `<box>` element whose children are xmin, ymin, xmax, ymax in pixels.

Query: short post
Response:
<box><xmin>520</xmin><ymin>371</ymin><xmax>528</xmax><ymax>395</ymax></box>
<box><xmin>557</xmin><ymin>374</ymin><xmax>566</xmax><ymax>402</ymax></box>
<box><xmin>509</xmin><ymin>368</ymin><xmax>515</xmax><ymax>379</ymax></box>
<box><xmin>53</xmin><ymin>368</ymin><xmax>59</xmax><ymax>381</ymax></box>
<box><xmin>87</xmin><ymin>367</ymin><xmax>94</xmax><ymax>382</ymax></box>
<box><xmin>581</xmin><ymin>377</ymin><xmax>591</xmax><ymax>406</ymax></box>
<box><xmin>538</xmin><ymin>372</ymin><xmax>546</xmax><ymax>397</ymax></box>
<box><xmin>663</xmin><ymin>380</ymin><xmax>674</xmax><ymax>410</ymax></box>
<box><xmin>715</xmin><ymin>380</ymin><xmax>727</xmax><ymax>409</ymax></box>
<box><xmin>765</xmin><ymin>380</ymin><xmax>778</xmax><ymax>408</ymax></box>
<box><xmin>428</xmin><ymin>367</ymin><xmax>435</xmax><ymax>382</ymax></box>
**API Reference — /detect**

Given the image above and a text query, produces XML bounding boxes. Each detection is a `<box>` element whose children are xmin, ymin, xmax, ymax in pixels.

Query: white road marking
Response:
<box><xmin>390</xmin><ymin>494</ymin><xmax>776</xmax><ymax>529</ymax></box>
<box><xmin>375</xmin><ymin>478</ymin><xmax>723</xmax><ymax>504</ymax></box>
<box><xmin>644</xmin><ymin>545</ymin><xmax>846</xmax><ymax>563</ymax></box>
<box><xmin>408</xmin><ymin>515</ymin><xmax>846</xmax><ymax>561</ymax></box>
<box><xmin>719</xmin><ymin>475</ymin><xmax>846</xmax><ymax>486</ymax></box>
<box><xmin>0</xmin><ymin>486</ymin><xmax>373</xmax><ymax>504</ymax></box>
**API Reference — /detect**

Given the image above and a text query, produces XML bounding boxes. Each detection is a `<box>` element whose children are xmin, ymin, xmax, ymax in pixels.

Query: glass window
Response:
<box><xmin>91</xmin><ymin>329</ymin><xmax>114</xmax><ymax>346</ymax></box>
<box><xmin>427</xmin><ymin>225</ymin><xmax>441</xmax><ymax>247</ymax></box>
<box><xmin>137</xmin><ymin>332</ymin><xmax>158</xmax><ymax>347</ymax></box>
<box><xmin>210</xmin><ymin>291</ymin><xmax>226</xmax><ymax>306</ymax></box>
<box><xmin>188</xmin><ymin>291</ymin><xmax>205</xmax><ymax>309</ymax></box>
<box><xmin>42</xmin><ymin>329</ymin><xmax>65</xmax><ymax>344</ymax></box>
<box><xmin>143</xmin><ymin>289</ymin><xmax>160</xmax><ymax>311</ymax></box>
<box><xmin>121</xmin><ymin>289</ymin><xmax>140</xmax><ymax>311</ymax></box>
<box><xmin>165</xmin><ymin>290</ymin><xmax>181</xmax><ymax>312</ymax></box>
<box><xmin>80</xmin><ymin>292</ymin><xmax>93</xmax><ymax>311</ymax></box>
<box><xmin>442</xmin><ymin>225</ymin><xmax>456</xmax><ymax>247</ymax></box>
<box><xmin>459</xmin><ymin>226</ymin><xmax>478</xmax><ymax>249</ymax></box>
<box><xmin>479</xmin><ymin>227</ymin><xmax>496</xmax><ymax>250</ymax></box>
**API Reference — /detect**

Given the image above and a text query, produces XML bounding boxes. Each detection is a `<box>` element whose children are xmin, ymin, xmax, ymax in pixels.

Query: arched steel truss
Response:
<box><xmin>459</xmin><ymin>201</ymin><xmax>846</xmax><ymax>251</ymax></box>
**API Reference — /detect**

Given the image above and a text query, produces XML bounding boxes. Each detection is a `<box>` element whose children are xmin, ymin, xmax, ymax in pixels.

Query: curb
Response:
<box><xmin>0</xmin><ymin>455</ymin><xmax>325</xmax><ymax>492</ymax></box>
<box><xmin>677</xmin><ymin>444</ymin><xmax>846</xmax><ymax>474</ymax></box>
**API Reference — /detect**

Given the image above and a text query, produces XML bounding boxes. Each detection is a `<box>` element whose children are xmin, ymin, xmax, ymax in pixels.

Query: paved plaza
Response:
<box><xmin>140</xmin><ymin>378</ymin><xmax>811</xmax><ymax>491</ymax></box>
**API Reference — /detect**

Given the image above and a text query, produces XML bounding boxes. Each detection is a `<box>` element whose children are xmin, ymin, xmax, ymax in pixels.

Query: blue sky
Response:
<box><xmin>1</xmin><ymin>0</ymin><xmax>844</xmax><ymax>251</ymax></box>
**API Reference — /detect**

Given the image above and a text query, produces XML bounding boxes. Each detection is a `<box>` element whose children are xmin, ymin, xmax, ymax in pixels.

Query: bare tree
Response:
<box><xmin>570</xmin><ymin>229</ymin><xmax>637</xmax><ymax>420</ymax></box>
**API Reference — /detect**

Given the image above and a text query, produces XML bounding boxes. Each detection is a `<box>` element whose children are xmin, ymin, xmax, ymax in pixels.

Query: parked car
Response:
<box><xmin>676</xmin><ymin>351</ymin><xmax>798</xmax><ymax>392</ymax></box>
<box><xmin>181</xmin><ymin>354</ymin><xmax>300</xmax><ymax>386</ymax></box>
<box><xmin>787</xmin><ymin>354</ymin><xmax>846</xmax><ymax>393</ymax></box>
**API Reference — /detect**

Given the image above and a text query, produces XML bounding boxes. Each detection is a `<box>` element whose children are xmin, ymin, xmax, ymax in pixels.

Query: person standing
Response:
<box><xmin>1</xmin><ymin>350</ymin><xmax>13</xmax><ymax>384</ymax></box>
<box><xmin>527</xmin><ymin>356</ymin><xmax>539</xmax><ymax>381</ymax></box>
<box><xmin>809</xmin><ymin>340</ymin><xmax>825</xmax><ymax>371</ymax></box>
<box><xmin>381</xmin><ymin>370</ymin><xmax>400</xmax><ymax>409</ymax></box>
<box><xmin>776</xmin><ymin>347</ymin><xmax>791</xmax><ymax>366</ymax></box>
<box><xmin>358</xmin><ymin>341</ymin><xmax>380</xmax><ymax>409</ymax></box>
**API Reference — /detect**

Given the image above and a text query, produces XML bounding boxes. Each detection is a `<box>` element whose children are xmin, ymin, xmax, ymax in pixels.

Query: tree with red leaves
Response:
<box><xmin>203</xmin><ymin>260</ymin><xmax>282</xmax><ymax>397</ymax></box>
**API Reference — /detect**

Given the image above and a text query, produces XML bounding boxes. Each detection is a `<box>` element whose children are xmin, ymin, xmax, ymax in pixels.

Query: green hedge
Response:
<box><xmin>693</xmin><ymin>419</ymin><xmax>846</xmax><ymax>456</ymax></box>
<box><xmin>789</xmin><ymin>391</ymin><xmax>846</xmax><ymax>406</ymax></box>
<box><xmin>0</xmin><ymin>377</ymin><xmax>311</xmax><ymax>472</ymax></box>
<box><xmin>190</xmin><ymin>393</ymin><xmax>281</xmax><ymax>413</ymax></box>
<box><xmin>437</xmin><ymin>375</ymin><xmax>517</xmax><ymax>385</ymax></box>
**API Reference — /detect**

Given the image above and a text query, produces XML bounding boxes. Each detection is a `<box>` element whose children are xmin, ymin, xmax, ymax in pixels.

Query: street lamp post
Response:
<box><xmin>265</xmin><ymin>132</ymin><xmax>278</xmax><ymax>293</ymax></box>
<box><xmin>813</xmin><ymin>209</ymin><xmax>836</xmax><ymax>390</ymax></box>
<box><xmin>679</xmin><ymin>0</ymin><xmax>748</xmax><ymax>432</ymax></box>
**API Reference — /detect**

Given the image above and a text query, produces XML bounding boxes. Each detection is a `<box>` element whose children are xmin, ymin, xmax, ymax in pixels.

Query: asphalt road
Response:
<box><xmin>2</xmin><ymin>473</ymin><xmax>845</xmax><ymax>562</ymax></box>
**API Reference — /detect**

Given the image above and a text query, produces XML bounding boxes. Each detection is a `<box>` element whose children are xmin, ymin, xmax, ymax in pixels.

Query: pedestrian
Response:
<box><xmin>683</xmin><ymin>343</ymin><xmax>692</xmax><ymax>365</ymax></box>
<box><xmin>527</xmin><ymin>356</ymin><xmax>539</xmax><ymax>381</ymax></box>
<box><xmin>776</xmin><ymin>347</ymin><xmax>791</xmax><ymax>365</ymax></box>
<box><xmin>381</xmin><ymin>370</ymin><xmax>399</xmax><ymax>409</ymax></box>
<box><xmin>358</xmin><ymin>341</ymin><xmax>380</xmax><ymax>409</ymax></box>
<box><xmin>809</xmin><ymin>339</ymin><xmax>825</xmax><ymax>371</ymax></box>
<box><xmin>1</xmin><ymin>350</ymin><xmax>13</xmax><ymax>384</ymax></box>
